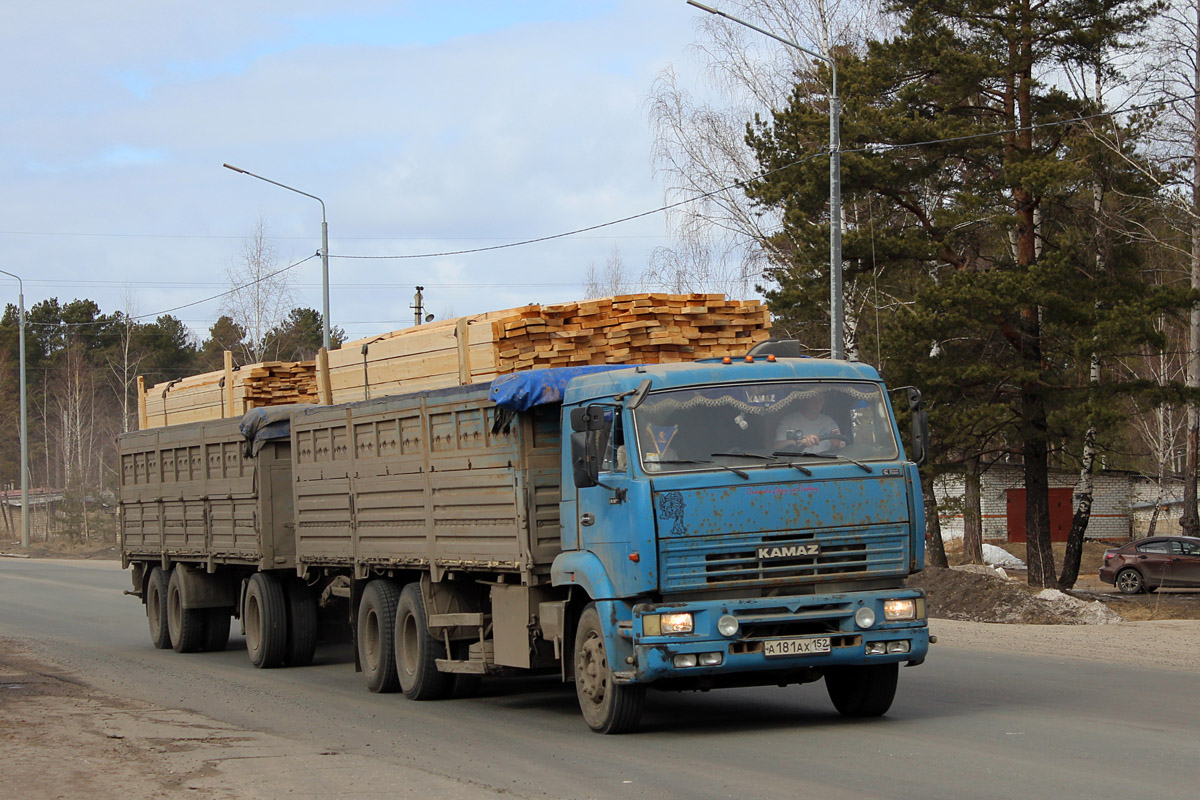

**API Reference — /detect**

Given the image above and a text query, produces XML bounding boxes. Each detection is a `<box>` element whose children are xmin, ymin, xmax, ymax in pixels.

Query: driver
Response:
<box><xmin>774</xmin><ymin>391</ymin><xmax>844</xmax><ymax>452</ymax></box>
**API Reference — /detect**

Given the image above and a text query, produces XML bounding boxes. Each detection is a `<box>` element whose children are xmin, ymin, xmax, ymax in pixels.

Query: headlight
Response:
<box><xmin>660</xmin><ymin>612</ymin><xmax>694</xmax><ymax>634</ymax></box>
<box><xmin>883</xmin><ymin>599</ymin><xmax>918</xmax><ymax>621</ymax></box>
<box><xmin>717</xmin><ymin>614</ymin><xmax>739</xmax><ymax>637</ymax></box>
<box><xmin>643</xmin><ymin>612</ymin><xmax>694</xmax><ymax>636</ymax></box>
<box><xmin>854</xmin><ymin>606</ymin><xmax>876</xmax><ymax>629</ymax></box>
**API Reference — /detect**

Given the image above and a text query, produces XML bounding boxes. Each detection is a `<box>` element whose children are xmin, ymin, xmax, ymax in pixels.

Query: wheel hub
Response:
<box><xmin>577</xmin><ymin>634</ymin><xmax>608</xmax><ymax>704</ymax></box>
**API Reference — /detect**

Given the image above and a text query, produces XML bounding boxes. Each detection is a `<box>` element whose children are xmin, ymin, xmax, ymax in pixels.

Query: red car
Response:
<box><xmin>1099</xmin><ymin>536</ymin><xmax>1200</xmax><ymax>594</ymax></box>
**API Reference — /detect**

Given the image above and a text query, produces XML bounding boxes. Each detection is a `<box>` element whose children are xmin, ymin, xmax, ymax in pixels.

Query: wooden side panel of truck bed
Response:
<box><xmin>119</xmin><ymin>418</ymin><xmax>293</xmax><ymax>568</ymax></box>
<box><xmin>291</xmin><ymin>384</ymin><xmax>562</xmax><ymax>581</ymax></box>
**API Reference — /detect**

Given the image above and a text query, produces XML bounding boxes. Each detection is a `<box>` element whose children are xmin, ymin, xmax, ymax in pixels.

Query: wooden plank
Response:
<box><xmin>223</xmin><ymin>351</ymin><xmax>234</xmax><ymax>418</ymax></box>
<box><xmin>137</xmin><ymin>375</ymin><xmax>148</xmax><ymax>431</ymax></box>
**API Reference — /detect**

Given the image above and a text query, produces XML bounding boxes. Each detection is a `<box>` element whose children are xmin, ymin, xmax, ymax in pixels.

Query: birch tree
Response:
<box><xmin>221</xmin><ymin>216</ymin><xmax>294</xmax><ymax>364</ymax></box>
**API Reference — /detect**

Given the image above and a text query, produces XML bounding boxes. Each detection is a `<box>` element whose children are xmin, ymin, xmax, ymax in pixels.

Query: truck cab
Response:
<box><xmin>550</xmin><ymin>359</ymin><xmax>929</xmax><ymax>732</ymax></box>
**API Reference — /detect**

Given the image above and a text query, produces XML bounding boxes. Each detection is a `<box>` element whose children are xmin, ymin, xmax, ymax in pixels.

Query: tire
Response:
<box><xmin>167</xmin><ymin>567</ymin><xmax>206</xmax><ymax>654</ymax></box>
<box><xmin>202</xmin><ymin>608</ymin><xmax>232</xmax><ymax>652</ymax></box>
<box><xmin>146</xmin><ymin>566</ymin><xmax>172</xmax><ymax>650</ymax></box>
<box><xmin>573</xmin><ymin>604</ymin><xmax>645</xmax><ymax>734</ymax></box>
<box><xmin>1116</xmin><ymin>568</ymin><xmax>1145</xmax><ymax>595</ymax></box>
<box><xmin>245</xmin><ymin>572</ymin><xmax>288</xmax><ymax>668</ymax></box>
<box><xmin>395</xmin><ymin>583</ymin><xmax>453</xmax><ymax>701</ymax></box>
<box><xmin>825</xmin><ymin>662</ymin><xmax>899</xmax><ymax>718</ymax></box>
<box><xmin>284</xmin><ymin>579</ymin><xmax>319</xmax><ymax>667</ymax></box>
<box><xmin>358</xmin><ymin>580</ymin><xmax>401</xmax><ymax>693</ymax></box>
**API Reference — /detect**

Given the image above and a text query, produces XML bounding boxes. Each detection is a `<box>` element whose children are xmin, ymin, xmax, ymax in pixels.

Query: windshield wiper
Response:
<box><xmin>712</xmin><ymin>451</ymin><xmax>812</xmax><ymax>476</ymax></box>
<box><xmin>650</xmin><ymin>459</ymin><xmax>750</xmax><ymax>479</ymax></box>
<box><xmin>772</xmin><ymin>450</ymin><xmax>873</xmax><ymax>474</ymax></box>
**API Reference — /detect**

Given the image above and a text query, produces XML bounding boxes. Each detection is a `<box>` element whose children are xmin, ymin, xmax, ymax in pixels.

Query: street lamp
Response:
<box><xmin>222</xmin><ymin>164</ymin><xmax>332</xmax><ymax>351</ymax></box>
<box><xmin>0</xmin><ymin>268</ymin><xmax>30</xmax><ymax>548</ymax></box>
<box><xmin>686</xmin><ymin>1</ymin><xmax>844</xmax><ymax>360</ymax></box>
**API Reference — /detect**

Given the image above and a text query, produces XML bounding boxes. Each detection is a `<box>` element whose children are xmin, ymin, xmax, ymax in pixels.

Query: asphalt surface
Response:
<box><xmin>1</xmin><ymin>557</ymin><xmax>1193</xmax><ymax>800</ymax></box>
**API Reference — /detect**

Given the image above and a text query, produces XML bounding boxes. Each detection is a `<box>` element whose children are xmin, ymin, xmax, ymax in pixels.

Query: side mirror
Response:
<box><xmin>571</xmin><ymin>431</ymin><xmax>599</xmax><ymax>488</ymax></box>
<box><xmin>570</xmin><ymin>406</ymin><xmax>606</xmax><ymax>433</ymax></box>
<box><xmin>906</xmin><ymin>387</ymin><xmax>929</xmax><ymax>467</ymax></box>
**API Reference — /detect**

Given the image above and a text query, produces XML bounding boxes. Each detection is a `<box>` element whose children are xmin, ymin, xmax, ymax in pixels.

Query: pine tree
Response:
<box><xmin>746</xmin><ymin>0</ymin><xmax>1178</xmax><ymax>586</ymax></box>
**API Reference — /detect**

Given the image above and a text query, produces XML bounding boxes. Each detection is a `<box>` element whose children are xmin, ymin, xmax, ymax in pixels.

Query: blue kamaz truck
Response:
<box><xmin>120</xmin><ymin>357</ymin><xmax>930</xmax><ymax>734</ymax></box>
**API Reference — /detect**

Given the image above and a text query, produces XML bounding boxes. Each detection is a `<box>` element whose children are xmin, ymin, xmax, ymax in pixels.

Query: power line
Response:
<box><xmin>10</xmin><ymin>89</ymin><xmax>1197</xmax><ymax>329</ymax></box>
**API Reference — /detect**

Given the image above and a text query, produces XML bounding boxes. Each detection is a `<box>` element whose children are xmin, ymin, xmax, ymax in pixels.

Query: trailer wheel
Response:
<box><xmin>395</xmin><ymin>583</ymin><xmax>453</xmax><ymax>700</ymax></box>
<box><xmin>202</xmin><ymin>608</ymin><xmax>232</xmax><ymax>652</ymax></box>
<box><xmin>167</xmin><ymin>567</ymin><xmax>206</xmax><ymax>653</ymax></box>
<box><xmin>146</xmin><ymin>566</ymin><xmax>172</xmax><ymax>650</ymax></box>
<box><xmin>358</xmin><ymin>580</ymin><xmax>401</xmax><ymax>693</ymax></box>
<box><xmin>573</xmin><ymin>604</ymin><xmax>644</xmax><ymax>734</ymax></box>
<box><xmin>284</xmin><ymin>579</ymin><xmax>318</xmax><ymax>667</ymax></box>
<box><xmin>245</xmin><ymin>572</ymin><xmax>288</xmax><ymax>668</ymax></box>
<box><xmin>825</xmin><ymin>662</ymin><xmax>898</xmax><ymax>717</ymax></box>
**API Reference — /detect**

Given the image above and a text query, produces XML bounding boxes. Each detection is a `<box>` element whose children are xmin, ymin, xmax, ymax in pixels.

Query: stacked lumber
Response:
<box><xmin>325</xmin><ymin>294</ymin><xmax>771</xmax><ymax>403</ymax></box>
<box><xmin>140</xmin><ymin>359</ymin><xmax>317</xmax><ymax>429</ymax></box>
<box><xmin>493</xmin><ymin>294</ymin><xmax>771</xmax><ymax>373</ymax></box>
<box><xmin>238</xmin><ymin>361</ymin><xmax>319</xmax><ymax>407</ymax></box>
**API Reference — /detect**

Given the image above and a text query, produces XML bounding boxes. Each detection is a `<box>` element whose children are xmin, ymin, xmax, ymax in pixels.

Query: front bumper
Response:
<box><xmin>626</xmin><ymin>588</ymin><xmax>929</xmax><ymax>684</ymax></box>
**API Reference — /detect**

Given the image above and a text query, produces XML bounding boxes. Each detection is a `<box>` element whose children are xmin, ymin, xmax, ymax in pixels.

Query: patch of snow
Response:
<box><xmin>1034</xmin><ymin>589</ymin><xmax>1123</xmax><ymax>624</ymax></box>
<box><xmin>983</xmin><ymin>543</ymin><xmax>1025</xmax><ymax>568</ymax></box>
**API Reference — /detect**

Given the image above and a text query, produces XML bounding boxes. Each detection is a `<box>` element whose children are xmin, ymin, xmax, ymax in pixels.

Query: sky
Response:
<box><xmin>1</xmin><ymin>1</ymin><xmax>728</xmax><ymax>345</ymax></box>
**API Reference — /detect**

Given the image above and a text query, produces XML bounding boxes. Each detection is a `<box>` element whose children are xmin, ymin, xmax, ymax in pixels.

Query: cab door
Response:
<box><xmin>574</xmin><ymin>408</ymin><xmax>656</xmax><ymax>596</ymax></box>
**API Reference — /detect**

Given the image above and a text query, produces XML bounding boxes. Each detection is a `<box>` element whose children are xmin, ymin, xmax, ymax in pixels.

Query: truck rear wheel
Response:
<box><xmin>167</xmin><ymin>567</ymin><xmax>206</xmax><ymax>653</ymax></box>
<box><xmin>284</xmin><ymin>579</ymin><xmax>318</xmax><ymax>667</ymax></box>
<box><xmin>146</xmin><ymin>566</ymin><xmax>172</xmax><ymax>650</ymax></box>
<box><xmin>825</xmin><ymin>662</ymin><xmax>898</xmax><ymax>717</ymax></box>
<box><xmin>245</xmin><ymin>572</ymin><xmax>288</xmax><ymax>668</ymax></box>
<box><xmin>574</xmin><ymin>604</ymin><xmax>644</xmax><ymax>734</ymax></box>
<box><xmin>395</xmin><ymin>583</ymin><xmax>453</xmax><ymax>700</ymax></box>
<box><xmin>202</xmin><ymin>609</ymin><xmax>232</xmax><ymax>652</ymax></box>
<box><xmin>358</xmin><ymin>580</ymin><xmax>400</xmax><ymax>693</ymax></box>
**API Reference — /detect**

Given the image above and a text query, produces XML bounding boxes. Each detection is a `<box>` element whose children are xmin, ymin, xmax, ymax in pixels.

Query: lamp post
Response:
<box><xmin>0</xmin><ymin>268</ymin><xmax>29</xmax><ymax>548</ymax></box>
<box><xmin>686</xmin><ymin>1</ymin><xmax>844</xmax><ymax>360</ymax></box>
<box><xmin>222</xmin><ymin>164</ymin><xmax>332</xmax><ymax>351</ymax></box>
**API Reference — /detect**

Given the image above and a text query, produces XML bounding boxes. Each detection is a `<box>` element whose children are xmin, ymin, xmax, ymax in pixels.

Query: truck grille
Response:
<box><xmin>660</xmin><ymin>527</ymin><xmax>908</xmax><ymax>593</ymax></box>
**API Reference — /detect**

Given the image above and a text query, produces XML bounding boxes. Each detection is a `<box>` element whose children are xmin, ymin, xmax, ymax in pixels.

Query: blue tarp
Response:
<box><xmin>489</xmin><ymin>366</ymin><xmax>640</xmax><ymax>412</ymax></box>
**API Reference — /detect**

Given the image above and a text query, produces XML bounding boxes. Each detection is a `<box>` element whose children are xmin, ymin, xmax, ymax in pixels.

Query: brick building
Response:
<box><xmin>933</xmin><ymin>465</ymin><xmax>1139</xmax><ymax>544</ymax></box>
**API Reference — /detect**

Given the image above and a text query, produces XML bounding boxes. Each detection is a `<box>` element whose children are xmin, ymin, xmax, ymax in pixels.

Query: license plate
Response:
<box><xmin>763</xmin><ymin>636</ymin><xmax>832</xmax><ymax>657</ymax></box>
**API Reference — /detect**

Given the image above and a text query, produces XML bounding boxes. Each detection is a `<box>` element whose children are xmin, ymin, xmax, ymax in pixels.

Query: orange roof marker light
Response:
<box><xmin>722</xmin><ymin>356</ymin><xmax>733</xmax><ymax>364</ymax></box>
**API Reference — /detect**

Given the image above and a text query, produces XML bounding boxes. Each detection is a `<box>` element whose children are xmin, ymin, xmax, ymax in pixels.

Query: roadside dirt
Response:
<box><xmin>0</xmin><ymin>641</ymin><xmax>511</xmax><ymax>800</ymax></box>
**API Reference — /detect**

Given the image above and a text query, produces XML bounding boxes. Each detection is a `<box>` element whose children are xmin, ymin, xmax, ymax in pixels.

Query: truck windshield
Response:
<box><xmin>631</xmin><ymin>381</ymin><xmax>900</xmax><ymax>473</ymax></box>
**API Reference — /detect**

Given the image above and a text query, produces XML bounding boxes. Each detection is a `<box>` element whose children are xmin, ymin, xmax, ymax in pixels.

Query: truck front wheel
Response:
<box><xmin>358</xmin><ymin>580</ymin><xmax>400</xmax><ymax>693</ymax></box>
<box><xmin>146</xmin><ymin>566</ymin><xmax>171</xmax><ymax>650</ymax></box>
<box><xmin>825</xmin><ymin>662</ymin><xmax>898</xmax><ymax>717</ymax></box>
<box><xmin>573</xmin><ymin>604</ymin><xmax>645</xmax><ymax>734</ymax></box>
<box><xmin>395</xmin><ymin>583</ymin><xmax>452</xmax><ymax>700</ymax></box>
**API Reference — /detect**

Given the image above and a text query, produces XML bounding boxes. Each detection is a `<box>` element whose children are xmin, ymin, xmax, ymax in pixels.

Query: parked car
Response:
<box><xmin>1098</xmin><ymin>536</ymin><xmax>1200</xmax><ymax>594</ymax></box>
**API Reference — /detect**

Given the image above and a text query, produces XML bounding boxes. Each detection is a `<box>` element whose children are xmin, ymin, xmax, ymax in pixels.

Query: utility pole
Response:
<box><xmin>412</xmin><ymin>287</ymin><xmax>426</xmax><ymax>327</ymax></box>
<box><xmin>686</xmin><ymin>1</ymin><xmax>843</xmax><ymax>359</ymax></box>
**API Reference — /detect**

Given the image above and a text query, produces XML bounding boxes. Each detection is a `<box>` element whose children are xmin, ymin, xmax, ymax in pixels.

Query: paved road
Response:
<box><xmin>1</xmin><ymin>557</ymin><xmax>1192</xmax><ymax>800</ymax></box>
